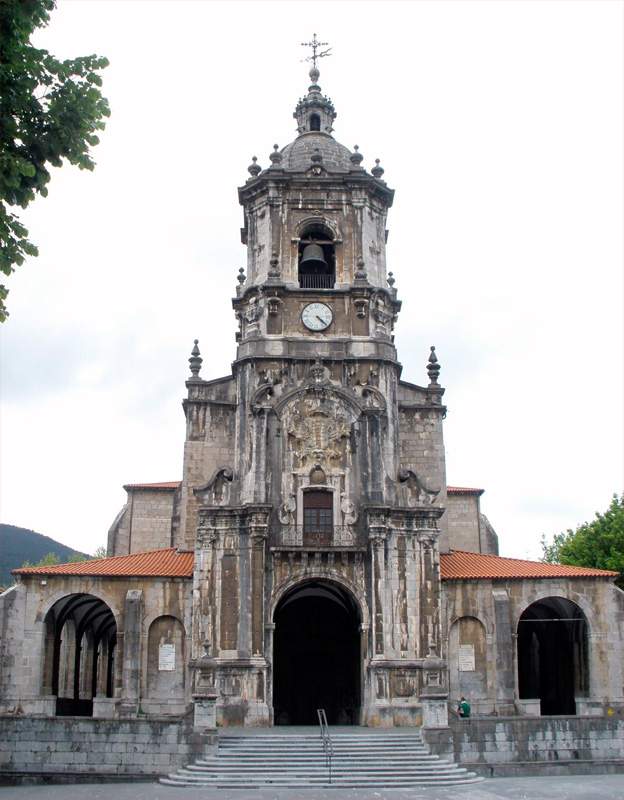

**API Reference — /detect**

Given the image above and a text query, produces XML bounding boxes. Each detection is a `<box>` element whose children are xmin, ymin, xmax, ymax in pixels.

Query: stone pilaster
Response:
<box><xmin>120</xmin><ymin>589</ymin><xmax>142</xmax><ymax>716</ymax></box>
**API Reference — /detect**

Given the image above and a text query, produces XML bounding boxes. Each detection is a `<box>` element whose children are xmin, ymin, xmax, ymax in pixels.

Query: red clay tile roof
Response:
<box><xmin>124</xmin><ymin>481</ymin><xmax>482</xmax><ymax>495</ymax></box>
<box><xmin>14</xmin><ymin>547</ymin><xmax>618</xmax><ymax>582</ymax></box>
<box><xmin>441</xmin><ymin>550</ymin><xmax>618</xmax><ymax>581</ymax></box>
<box><xmin>123</xmin><ymin>481</ymin><xmax>181</xmax><ymax>490</ymax></box>
<box><xmin>13</xmin><ymin>548</ymin><xmax>193</xmax><ymax>578</ymax></box>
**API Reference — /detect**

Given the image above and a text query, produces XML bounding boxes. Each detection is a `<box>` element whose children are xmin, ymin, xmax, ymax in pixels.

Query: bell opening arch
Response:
<box><xmin>272</xmin><ymin>578</ymin><xmax>362</xmax><ymax>725</ymax></box>
<box><xmin>298</xmin><ymin>222</ymin><xmax>336</xmax><ymax>289</ymax></box>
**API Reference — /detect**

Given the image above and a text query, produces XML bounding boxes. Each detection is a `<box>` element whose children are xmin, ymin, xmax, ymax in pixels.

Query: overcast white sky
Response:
<box><xmin>1</xmin><ymin>0</ymin><xmax>622</xmax><ymax>560</ymax></box>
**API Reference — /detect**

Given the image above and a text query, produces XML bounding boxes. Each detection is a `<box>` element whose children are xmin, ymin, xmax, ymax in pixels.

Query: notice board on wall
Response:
<box><xmin>158</xmin><ymin>643</ymin><xmax>176</xmax><ymax>671</ymax></box>
<box><xmin>458</xmin><ymin>644</ymin><xmax>475</xmax><ymax>672</ymax></box>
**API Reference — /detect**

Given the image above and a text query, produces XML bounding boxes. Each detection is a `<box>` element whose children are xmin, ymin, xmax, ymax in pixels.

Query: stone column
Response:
<box><xmin>370</xmin><ymin>528</ymin><xmax>387</xmax><ymax>657</ymax></box>
<box><xmin>120</xmin><ymin>589</ymin><xmax>143</xmax><ymax>716</ymax></box>
<box><xmin>96</xmin><ymin>637</ymin><xmax>109</xmax><ymax>696</ymax></box>
<box><xmin>417</xmin><ymin>528</ymin><xmax>449</xmax><ymax>728</ymax></box>
<box><xmin>249</xmin><ymin>522</ymin><xmax>268</xmax><ymax>656</ymax></box>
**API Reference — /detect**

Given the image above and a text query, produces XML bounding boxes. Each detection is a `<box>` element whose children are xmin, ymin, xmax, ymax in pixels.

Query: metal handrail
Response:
<box><xmin>317</xmin><ymin>708</ymin><xmax>332</xmax><ymax>784</ymax></box>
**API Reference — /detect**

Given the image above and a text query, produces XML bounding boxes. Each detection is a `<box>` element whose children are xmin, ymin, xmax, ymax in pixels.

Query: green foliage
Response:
<box><xmin>0</xmin><ymin>0</ymin><xmax>109</xmax><ymax>321</ymax></box>
<box><xmin>0</xmin><ymin>523</ymin><xmax>89</xmax><ymax>584</ymax></box>
<box><xmin>21</xmin><ymin>551</ymin><xmax>60</xmax><ymax>568</ymax></box>
<box><xmin>540</xmin><ymin>494</ymin><xmax>624</xmax><ymax>590</ymax></box>
<box><xmin>67</xmin><ymin>552</ymin><xmax>88</xmax><ymax>563</ymax></box>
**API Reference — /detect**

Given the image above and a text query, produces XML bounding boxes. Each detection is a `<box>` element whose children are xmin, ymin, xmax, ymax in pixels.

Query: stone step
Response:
<box><xmin>160</xmin><ymin>731</ymin><xmax>483</xmax><ymax>788</ymax></box>
<box><xmin>180</xmin><ymin>761</ymin><xmax>464</xmax><ymax>774</ymax></box>
<box><xmin>219</xmin><ymin>739</ymin><xmax>427</xmax><ymax>753</ymax></box>
<box><xmin>193</xmin><ymin>756</ymin><xmax>440</xmax><ymax>767</ymax></box>
<box><xmin>219</xmin><ymin>742</ymin><xmax>427</xmax><ymax>756</ymax></box>
<box><xmin>161</xmin><ymin>775</ymin><xmax>483</xmax><ymax>788</ymax></box>
<box><xmin>219</xmin><ymin>734</ymin><xmax>423</xmax><ymax>747</ymax></box>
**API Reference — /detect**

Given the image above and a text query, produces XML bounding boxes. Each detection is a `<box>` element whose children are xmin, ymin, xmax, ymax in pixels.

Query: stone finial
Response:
<box><xmin>350</xmin><ymin>145</ymin><xmax>364</xmax><ymax>167</ymax></box>
<box><xmin>269</xmin><ymin>144</ymin><xmax>282</xmax><ymax>166</ymax></box>
<box><xmin>237</xmin><ymin>267</ymin><xmax>246</xmax><ymax>286</ymax></box>
<box><xmin>387</xmin><ymin>271</ymin><xmax>395</xmax><ymax>289</ymax></box>
<box><xmin>427</xmin><ymin>346</ymin><xmax>441</xmax><ymax>386</ymax></box>
<box><xmin>247</xmin><ymin>156</ymin><xmax>261</xmax><ymax>178</ymax></box>
<box><xmin>355</xmin><ymin>256</ymin><xmax>367</xmax><ymax>282</ymax></box>
<box><xmin>268</xmin><ymin>251</ymin><xmax>280</xmax><ymax>279</ymax></box>
<box><xmin>189</xmin><ymin>339</ymin><xmax>203</xmax><ymax>378</ymax></box>
<box><xmin>371</xmin><ymin>159</ymin><xmax>385</xmax><ymax>179</ymax></box>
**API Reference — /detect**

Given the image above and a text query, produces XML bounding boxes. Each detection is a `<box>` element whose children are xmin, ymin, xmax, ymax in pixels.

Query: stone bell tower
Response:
<box><xmin>184</xmin><ymin>59</ymin><xmax>450</xmax><ymax>728</ymax></box>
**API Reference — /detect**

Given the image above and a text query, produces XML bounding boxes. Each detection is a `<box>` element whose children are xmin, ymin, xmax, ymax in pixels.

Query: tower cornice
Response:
<box><xmin>239</xmin><ymin>170</ymin><xmax>394</xmax><ymax>207</ymax></box>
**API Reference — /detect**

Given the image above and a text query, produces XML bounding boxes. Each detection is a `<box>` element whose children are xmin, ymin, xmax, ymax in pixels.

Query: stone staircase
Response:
<box><xmin>161</xmin><ymin>730</ymin><xmax>483</xmax><ymax>788</ymax></box>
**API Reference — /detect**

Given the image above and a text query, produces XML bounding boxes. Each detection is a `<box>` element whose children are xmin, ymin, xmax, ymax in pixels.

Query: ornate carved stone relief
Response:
<box><xmin>194</xmin><ymin>467</ymin><xmax>234</xmax><ymax>506</ymax></box>
<box><xmin>285</xmin><ymin>395</ymin><xmax>351</xmax><ymax>470</ymax></box>
<box><xmin>398</xmin><ymin>468</ymin><xmax>440</xmax><ymax>507</ymax></box>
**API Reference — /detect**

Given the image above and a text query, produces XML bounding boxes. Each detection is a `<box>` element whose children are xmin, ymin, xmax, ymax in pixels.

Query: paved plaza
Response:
<box><xmin>2</xmin><ymin>775</ymin><xmax>624</xmax><ymax>800</ymax></box>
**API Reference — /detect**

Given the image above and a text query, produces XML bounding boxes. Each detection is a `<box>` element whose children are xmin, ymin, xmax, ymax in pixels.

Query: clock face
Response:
<box><xmin>302</xmin><ymin>302</ymin><xmax>333</xmax><ymax>332</ymax></box>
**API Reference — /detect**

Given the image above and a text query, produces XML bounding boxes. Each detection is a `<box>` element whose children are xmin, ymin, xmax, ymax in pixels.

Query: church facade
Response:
<box><xmin>1</xmin><ymin>64</ymin><xmax>623</xmax><ymax>745</ymax></box>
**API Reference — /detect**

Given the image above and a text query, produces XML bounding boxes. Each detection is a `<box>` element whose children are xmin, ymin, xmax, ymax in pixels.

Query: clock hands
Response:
<box><xmin>316</xmin><ymin>315</ymin><xmax>326</xmax><ymax>326</ymax></box>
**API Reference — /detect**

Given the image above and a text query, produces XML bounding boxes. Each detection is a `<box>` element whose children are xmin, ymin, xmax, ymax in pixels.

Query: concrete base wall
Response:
<box><xmin>424</xmin><ymin>716</ymin><xmax>624</xmax><ymax>776</ymax></box>
<box><xmin>0</xmin><ymin>716</ymin><xmax>216</xmax><ymax>781</ymax></box>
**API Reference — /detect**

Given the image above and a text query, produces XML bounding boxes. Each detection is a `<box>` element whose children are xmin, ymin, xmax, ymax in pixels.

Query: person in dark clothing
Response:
<box><xmin>457</xmin><ymin>696</ymin><xmax>471</xmax><ymax>718</ymax></box>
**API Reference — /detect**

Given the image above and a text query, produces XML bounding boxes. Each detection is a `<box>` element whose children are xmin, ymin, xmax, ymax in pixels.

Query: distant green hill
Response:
<box><xmin>0</xmin><ymin>524</ymin><xmax>89</xmax><ymax>587</ymax></box>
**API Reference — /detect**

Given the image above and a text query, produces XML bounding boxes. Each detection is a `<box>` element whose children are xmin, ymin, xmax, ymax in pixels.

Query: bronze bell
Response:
<box><xmin>300</xmin><ymin>243</ymin><xmax>328</xmax><ymax>272</ymax></box>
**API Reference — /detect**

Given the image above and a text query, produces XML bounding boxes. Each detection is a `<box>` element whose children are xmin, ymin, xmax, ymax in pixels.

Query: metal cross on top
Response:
<box><xmin>300</xmin><ymin>33</ymin><xmax>332</xmax><ymax>69</ymax></box>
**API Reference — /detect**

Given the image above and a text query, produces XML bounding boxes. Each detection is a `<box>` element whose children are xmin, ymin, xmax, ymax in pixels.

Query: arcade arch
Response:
<box><xmin>42</xmin><ymin>593</ymin><xmax>117</xmax><ymax>716</ymax></box>
<box><xmin>517</xmin><ymin>596</ymin><xmax>588</xmax><ymax>715</ymax></box>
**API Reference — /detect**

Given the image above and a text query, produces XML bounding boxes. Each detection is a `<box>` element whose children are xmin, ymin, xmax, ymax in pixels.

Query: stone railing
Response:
<box><xmin>277</xmin><ymin>525</ymin><xmax>361</xmax><ymax>548</ymax></box>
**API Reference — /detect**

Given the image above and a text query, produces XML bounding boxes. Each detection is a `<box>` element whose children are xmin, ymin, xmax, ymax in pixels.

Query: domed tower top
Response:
<box><xmin>294</xmin><ymin>64</ymin><xmax>336</xmax><ymax>134</ymax></box>
<box><xmin>294</xmin><ymin>33</ymin><xmax>336</xmax><ymax>134</ymax></box>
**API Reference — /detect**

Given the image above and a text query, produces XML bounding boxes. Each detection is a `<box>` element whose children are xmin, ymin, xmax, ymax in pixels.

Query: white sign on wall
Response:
<box><xmin>158</xmin><ymin>643</ymin><xmax>176</xmax><ymax>671</ymax></box>
<box><xmin>458</xmin><ymin>644</ymin><xmax>475</xmax><ymax>672</ymax></box>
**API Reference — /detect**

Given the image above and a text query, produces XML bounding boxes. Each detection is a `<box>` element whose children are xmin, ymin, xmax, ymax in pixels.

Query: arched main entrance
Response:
<box><xmin>273</xmin><ymin>580</ymin><xmax>360</xmax><ymax>725</ymax></box>
<box><xmin>517</xmin><ymin>596</ymin><xmax>589</xmax><ymax>715</ymax></box>
<box><xmin>43</xmin><ymin>593</ymin><xmax>117</xmax><ymax>716</ymax></box>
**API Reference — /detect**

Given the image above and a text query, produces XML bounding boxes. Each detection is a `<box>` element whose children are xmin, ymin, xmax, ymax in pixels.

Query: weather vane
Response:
<box><xmin>300</xmin><ymin>33</ymin><xmax>332</xmax><ymax>70</ymax></box>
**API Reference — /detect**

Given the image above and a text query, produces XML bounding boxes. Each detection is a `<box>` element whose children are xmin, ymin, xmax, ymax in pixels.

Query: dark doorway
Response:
<box><xmin>517</xmin><ymin>596</ymin><xmax>588</xmax><ymax>715</ymax></box>
<box><xmin>273</xmin><ymin>581</ymin><xmax>360</xmax><ymax>725</ymax></box>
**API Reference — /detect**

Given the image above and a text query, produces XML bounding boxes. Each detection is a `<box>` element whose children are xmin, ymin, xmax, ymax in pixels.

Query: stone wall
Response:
<box><xmin>424</xmin><ymin>716</ymin><xmax>624</xmax><ymax>776</ymax></box>
<box><xmin>0</xmin><ymin>716</ymin><xmax>215</xmax><ymax>781</ymax></box>
<box><xmin>126</xmin><ymin>489</ymin><xmax>177</xmax><ymax>554</ymax></box>
<box><xmin>179</xmin><ymin>376</ymin><xmax>237</xmax><ymax>549</ymax></box>
<box><xmin>445</xmin><ymin>494</ymin><xmax>481</xmax><ymax>552</ymax></box>
<box><xmin>397</xmin><ymin>380</ymin><xmax>448</xmax><ymax>551</ymax></box>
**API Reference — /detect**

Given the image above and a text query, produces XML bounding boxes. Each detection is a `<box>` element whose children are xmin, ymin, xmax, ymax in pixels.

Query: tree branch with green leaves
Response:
<box><xmin>540</xmin><ymin>494</ymin><xmax>624</xmax><ymax>590</ymax></box>
<box><xmin>0</xmin><ymin>0</ymin><xmax>109</xmax><ymax>321</ymax></box>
